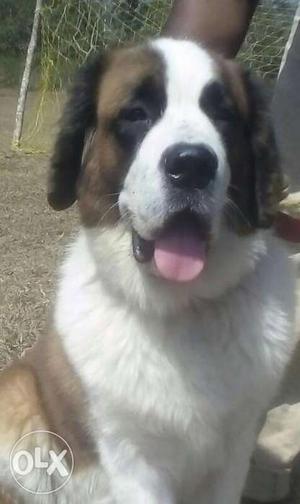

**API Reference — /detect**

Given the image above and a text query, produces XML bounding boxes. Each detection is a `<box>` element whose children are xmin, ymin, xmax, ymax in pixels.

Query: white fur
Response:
<box><xmin>119</xmin><ymin>39</ymin><xmax>228</xmax><ymax>241</ymax></box>
<box><xmin>52</xmin><ymin>226</ymin><xmax>294</xmax><ymax>504</ymax></box>
<box><xmin>1</xmin><ymin>39</ymin><xmax>296</xmax><ymax>503</ymax></box>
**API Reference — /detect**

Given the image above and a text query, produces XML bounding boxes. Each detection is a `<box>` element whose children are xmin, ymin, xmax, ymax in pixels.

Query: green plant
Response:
<box><xmin>0</xmin><ymin>0</ymin><xmax>36</xmax><ymax>54</ymax></box>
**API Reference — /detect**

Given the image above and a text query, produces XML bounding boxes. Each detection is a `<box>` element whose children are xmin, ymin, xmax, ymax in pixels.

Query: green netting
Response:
<box><xmin>240</xmin><ymin>0</ymin><xmax>298</xmax><ymax>79</ymax></box>
<box><xmin>40</xmin><ymin>0</ymin><xmax>171</xmax><ymax>90</ymax></box>
<box><xmin>21</xmin><ymin>0</ymin><xmax>297</xmax><ymax>152</ymax></box>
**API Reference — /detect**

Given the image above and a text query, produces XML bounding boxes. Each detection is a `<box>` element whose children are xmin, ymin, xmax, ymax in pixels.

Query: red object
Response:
<box><xmin>275</xmin><ymin>212</ymin><xmax>300</xmax><ymax>243</ymax></box>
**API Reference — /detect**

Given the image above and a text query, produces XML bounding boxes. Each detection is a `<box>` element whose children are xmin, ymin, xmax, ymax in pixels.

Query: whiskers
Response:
<box><xmin>98</xmin><ymin>201</ymin><xmax>120</xmax><ymax>224</ymax></box>
<box><xmin>96</xmin><ymin>191</ymin><xmax>130</xmax><ymax>226</ymax></box>
<box><xmin>102</xmin><ymin>192</ymin><xmax>121</xmax><ymax>198</ymax></box>
<box><xmin>224</xmin><ymin>196</ymin><xmax>252</xmax><ymax>231</ymax></box>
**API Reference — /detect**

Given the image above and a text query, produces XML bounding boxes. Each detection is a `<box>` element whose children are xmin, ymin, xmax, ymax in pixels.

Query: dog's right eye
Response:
<box><xmin>120</xmin><ymin>106</ymin><xmax>149</xmax><ymax>123</ymax></box>
<box><xmin>113</xmin><ymin>104</ymin><xmax>152</xmax><ymax>149</ymax></box>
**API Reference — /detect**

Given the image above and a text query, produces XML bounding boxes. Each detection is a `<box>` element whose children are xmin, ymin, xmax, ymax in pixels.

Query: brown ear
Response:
<box><xmin>48</xmin><ymin>54</ymin><xmax>105</xmax><ymax>210</ymax></box>
<box><xmin>245</xmin><ymin>74</ymin><xmax>287</xmax><ymax>228</ymax></box>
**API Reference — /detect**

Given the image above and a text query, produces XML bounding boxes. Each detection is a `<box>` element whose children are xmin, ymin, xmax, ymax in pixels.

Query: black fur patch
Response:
<box><xmin>48</xmin><ymin>54</ymin><xmax>106</xmax><ymax>210</ymax></box>
<box><xmin>200</xmin><ymin>75</ymin><xmax>283</xmax><ymax>231</ymax></box>
<box><xmin>110</xmin><ymin>74</ymin><xmax>167</xmax><ymax>156</ymax></box>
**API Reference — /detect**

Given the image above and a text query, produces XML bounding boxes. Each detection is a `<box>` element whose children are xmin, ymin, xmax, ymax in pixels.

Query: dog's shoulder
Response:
<box><xmin>0</xmin><ymin>332</ymin><xmax>99</xmax><ymax>501</ymax></box>
<box><xmin>0</xmin><ymin>360</ymin><xmax>48</xmax><ymax>449</ymax></box>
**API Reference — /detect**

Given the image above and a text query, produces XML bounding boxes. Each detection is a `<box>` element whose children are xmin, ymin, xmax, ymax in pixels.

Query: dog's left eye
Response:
<box><xmin>120</xmin><ymin>106</ymin><xmax>149</xmax><ymax>123</ymax></box>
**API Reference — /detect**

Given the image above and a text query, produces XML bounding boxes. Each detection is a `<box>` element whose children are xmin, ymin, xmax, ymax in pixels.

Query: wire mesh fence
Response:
<box><xmin>21</xmin><ymin>0</ymin><xmax>298</xmax><ymax>151</ymax></box>
<box><xmin>39</xmin><ymin>0</ymin><xmax>171</xmax><ymax>90</ymax></box>
<box><xmin>240</xmin><ymin>0</ymin><xmax>298</xmax><ymax>79</ymax></box>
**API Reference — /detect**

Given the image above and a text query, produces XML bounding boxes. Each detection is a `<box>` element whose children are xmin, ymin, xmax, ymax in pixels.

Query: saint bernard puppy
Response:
<box><xmin>0</xmin><ymin>38</ymin><xmax>296</xmax><ymax>504</ymax></box>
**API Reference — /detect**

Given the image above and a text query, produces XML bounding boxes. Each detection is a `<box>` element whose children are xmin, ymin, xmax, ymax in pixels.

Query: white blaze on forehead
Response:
<box><xmin>147</xmin><ymin>38</ymin><xmax>225</xmax><ymax>151</ymax></box>
<box><xmin>151</xmin><ymin>38</ymin><xmax>218</xmax><ymax>106</ymax></box>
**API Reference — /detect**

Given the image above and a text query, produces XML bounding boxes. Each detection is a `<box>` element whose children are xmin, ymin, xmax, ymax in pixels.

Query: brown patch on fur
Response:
<box><xmin>78</xmin><ymin>128</ymin><xmax>125</xmax><ymax>227</ymax></box>
<box><xmin>0</xmin><ymin>363</ymin><xmax>49</xmax><ymax>453</ymax></box>
<box><xmin>0</xmin><ymin>361</ymin><xmax>51</xmax><ymax>500</ymax></box>
<box><xmin>78</xmin><ymin>46</ymin><xmax>165</xmax><ymax>227</ymax></box>
<box><xmin>97</xmin><ymin>46</ymin><xmax>164</xmax><ymax>119</ymax></box>
<box><xmin>25</xmin><ymin>332</ymin><xmax>98</xmax><ymax>472</ymax></box>
<box><xmin>0</xmin><ymin>486</ymin><xmax>18</xmax><ymax>504</ymax></box>
<box><xmin>245</xmin><ymin>77</ymin><xmax>284</xmax><ymax>228</ymax></box>
<box><xmin>219</xmin><ymin>58</ymin><xmax>249</xmax><ymax>119</ymax></box>
<box><xmin>205</xmin><ymin>57</ymin><xmax>256</xmax><ymax>233</ymax></box>
<box><xmin>216</xmin><ymin>56</ymin><xmax>283</xmax><ymax>231</ymax></box>
<box><xmin>0</xmin><ymin>332</ymin><xmax>98</xmax><ymax>494</ymax></box>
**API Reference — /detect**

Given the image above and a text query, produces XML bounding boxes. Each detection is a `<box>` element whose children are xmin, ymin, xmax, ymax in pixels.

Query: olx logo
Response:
<box><xmin>9</xmin><ymin>430</ymin><xmax>74</xmax><ymax>495</ymax></box>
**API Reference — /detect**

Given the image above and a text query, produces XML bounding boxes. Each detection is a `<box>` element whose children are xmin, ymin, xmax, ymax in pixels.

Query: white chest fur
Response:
<box><xmin>54</xmin><ymin>229</ymin><xmax>295</xmax><ymax>503</ymax></box>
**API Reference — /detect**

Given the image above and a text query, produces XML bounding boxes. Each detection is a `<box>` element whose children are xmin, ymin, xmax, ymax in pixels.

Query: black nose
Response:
<box><xmin>162</xmin><ymin>143</ymin><xmax>218</xmax><ymax>190</ymax></box>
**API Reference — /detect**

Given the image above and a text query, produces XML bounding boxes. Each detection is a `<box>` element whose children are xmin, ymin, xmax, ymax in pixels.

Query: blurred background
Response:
<box><xmin>0</xmin><ymin>0</ymin><xmax>298</xmax><ymax>153</ymax></box>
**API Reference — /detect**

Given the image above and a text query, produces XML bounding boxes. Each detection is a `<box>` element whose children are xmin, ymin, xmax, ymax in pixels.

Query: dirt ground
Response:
<box><xmin>0</xmin><ymin>89</ymin><xmax>77</xmax><ymax>369</ymax></box>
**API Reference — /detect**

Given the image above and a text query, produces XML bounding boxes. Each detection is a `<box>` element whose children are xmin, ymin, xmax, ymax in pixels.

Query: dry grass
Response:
<box><xmin>0</xmin><ymin>88</ymin><xmax>78</xmax><ymax>369</ymax></box>
<box><xmin>0</xmin><ymin>149</ymin><xmax>77</xmax><ymax>369</ymax></box>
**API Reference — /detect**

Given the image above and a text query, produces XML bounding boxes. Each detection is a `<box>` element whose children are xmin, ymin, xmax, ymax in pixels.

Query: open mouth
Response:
<box><xmin>132</xmin><ymin>211</ymin><xmax>210</xmax><ymax>283</ymax></box>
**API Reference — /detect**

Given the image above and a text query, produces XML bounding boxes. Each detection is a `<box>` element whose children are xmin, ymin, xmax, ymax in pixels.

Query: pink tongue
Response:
<box><xmin>154</xmin><ymin>223</ymin><xmax>206</xmax><ymax>282</ymax></box>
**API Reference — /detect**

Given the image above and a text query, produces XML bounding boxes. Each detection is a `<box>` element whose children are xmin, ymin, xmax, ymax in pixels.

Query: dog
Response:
<box><xmin>0</xmin><ymin>38</ymin><xmax>296</xmax><ymax>504</ymax></box>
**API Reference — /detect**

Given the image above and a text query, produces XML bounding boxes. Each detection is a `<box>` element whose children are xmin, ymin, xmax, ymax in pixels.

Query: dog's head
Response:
<box><xmin>49</xmin><ymin>39</ymin><xmax>285</xmax><ymax>308</ymax></box>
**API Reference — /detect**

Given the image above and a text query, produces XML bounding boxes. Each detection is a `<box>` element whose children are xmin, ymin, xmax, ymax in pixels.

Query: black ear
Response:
<box><xmin>245</xmin><ymin>75</ymin><xmax>287</xmax><ymax>228</ymax></box>
<box><xmin>48</xmin><ymin>54</ymin><xmax>105</xmax><ymax>210</ymax></box>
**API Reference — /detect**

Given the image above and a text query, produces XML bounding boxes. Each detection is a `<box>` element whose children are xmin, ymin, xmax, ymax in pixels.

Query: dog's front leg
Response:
<box><xmin>207</xmin><ymin>425</ymin><xmax>258</xmax><ymax>504</ymax></box>
<box><xmin>100</xmin><ymin>436</ymin><xmax>176</xmax><ymax>504</ymax></box>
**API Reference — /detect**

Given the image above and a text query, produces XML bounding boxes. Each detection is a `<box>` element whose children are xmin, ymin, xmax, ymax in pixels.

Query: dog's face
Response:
<box><xmin>49</xmin><ymin>39</ymin><xmax>284</xmax><ymax>305</ymax></box>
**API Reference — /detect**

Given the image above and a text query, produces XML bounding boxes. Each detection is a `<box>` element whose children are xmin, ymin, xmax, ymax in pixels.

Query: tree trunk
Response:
<box><xmin>12</xmin><ymin>0</ymin><xmax>43</xmax><ymax>149</ymax></box>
